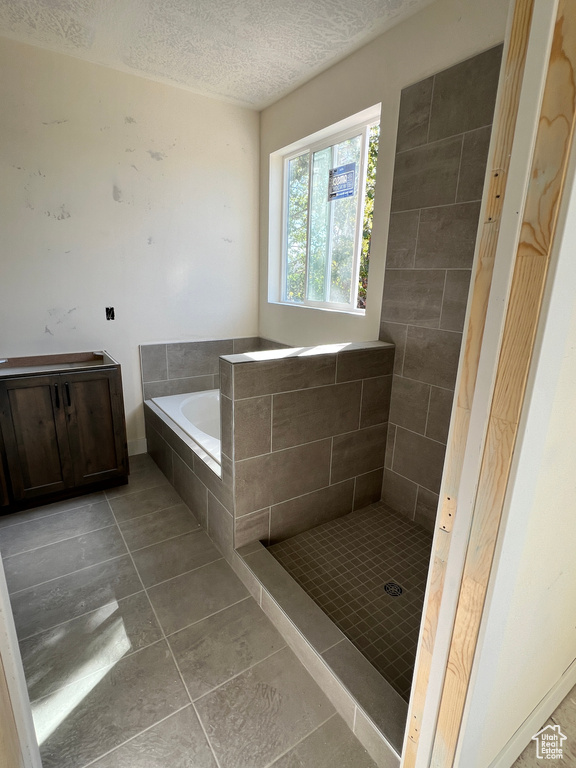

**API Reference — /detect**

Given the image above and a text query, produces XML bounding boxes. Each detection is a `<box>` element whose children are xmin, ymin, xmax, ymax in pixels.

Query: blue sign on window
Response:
<box><xmin>328</xmin><ymin>162</ymin><xmax>356</xmax><ymax>200</ymax></box>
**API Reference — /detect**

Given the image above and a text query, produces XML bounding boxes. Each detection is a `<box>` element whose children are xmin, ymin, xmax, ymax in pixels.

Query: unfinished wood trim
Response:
<box><xmin>431</xmin><ymin>1</ymin><xmax>576</xmax><ymax>765</ymax></box>
<box><xmin>401</xmin><ymin>2</ymin><xmax>536</xmax><ymax>765</ymax></box>
<box><xmin>0</xmin><ymin>651</ymin><xmax>24</xmax><ymax>768</ymax></box>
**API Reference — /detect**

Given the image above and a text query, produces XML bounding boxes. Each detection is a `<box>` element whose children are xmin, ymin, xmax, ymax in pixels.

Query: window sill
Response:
<box><xmin>267</xmin><ymin>300</ymin><xmax>366</xmax><ymax>317</ymax></box>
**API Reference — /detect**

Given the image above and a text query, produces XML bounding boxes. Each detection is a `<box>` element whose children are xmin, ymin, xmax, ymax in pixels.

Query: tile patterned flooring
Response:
<box><xmin>512</xmin><ymin>684</ymin><xmax>576</xmax><ymax>767</ymax></box>
<box><xmin>0</xmin><ymin>454</ymin><xmax>378</xmax><ymax>768</ymax></box>
<box><xmin>268</xmin><ymin>502</ymin><xmax>433</xmax><ymax>701</ymax></box>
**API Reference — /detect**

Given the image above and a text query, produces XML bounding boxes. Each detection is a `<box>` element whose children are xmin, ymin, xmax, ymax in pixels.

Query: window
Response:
<box><xmin>272</xmin><ymin>109</ymin><xmax>380</xmax><ymax>313</ymax></box>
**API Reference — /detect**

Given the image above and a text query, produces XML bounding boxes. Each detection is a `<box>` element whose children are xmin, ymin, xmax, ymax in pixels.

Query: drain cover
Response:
<box><xmin>384</xmin><ymin>581</ymin><xmax>403</xmax><ymax>597</ymax></box>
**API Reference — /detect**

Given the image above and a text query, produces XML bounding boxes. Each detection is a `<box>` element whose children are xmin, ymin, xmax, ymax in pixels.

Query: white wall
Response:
<box><xmin>456</xmin><ymin>127</ymin><xmax>576</xmax><ymax>766</ymax></box>
<box><xmin>0</xmin><ymin>38</ymin><xmax>260</xmax><ymax>451</ymax></box>
<box><xmin>258</xmin><ymin>0</ymin><xmax>511</xmax><ymax>347</ymax></box>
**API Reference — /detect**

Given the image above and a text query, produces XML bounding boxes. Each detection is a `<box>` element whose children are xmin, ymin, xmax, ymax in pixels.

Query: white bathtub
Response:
<box><xmin>151</xmin><ymin>389</ymin><xmax>221</xmax><ymax>465</ymax></box>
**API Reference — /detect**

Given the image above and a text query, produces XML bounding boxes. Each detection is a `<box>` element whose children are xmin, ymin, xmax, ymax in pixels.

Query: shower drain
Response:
<box><xmin>384</xmin><ymin>581</ymin><xmax>403</xmax><ymax>597</ymax></box>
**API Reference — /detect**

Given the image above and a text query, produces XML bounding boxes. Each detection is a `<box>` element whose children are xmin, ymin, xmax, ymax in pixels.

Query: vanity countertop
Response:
<box><xmin>0</xmin><ymin>351</ymin><xmax>119</xmax><ymax>379</ymax></box>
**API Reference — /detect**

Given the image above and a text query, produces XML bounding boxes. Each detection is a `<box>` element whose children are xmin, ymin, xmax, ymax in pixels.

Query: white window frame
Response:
<box><xmin>268</xmin><ymin>104</ymin><xmax>381</xmax><ymax>315</ymax></box>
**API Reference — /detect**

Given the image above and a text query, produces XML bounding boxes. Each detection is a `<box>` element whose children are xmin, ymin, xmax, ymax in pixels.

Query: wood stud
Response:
<box><xmin>401</xmin><ymin>0</ymin><xmax>537</xmax><ymax>765</ymax></box>
<box><xmin>431</xmin><ymin>1</ymin><xmax>576</xmax><ymax>765</ymax></box>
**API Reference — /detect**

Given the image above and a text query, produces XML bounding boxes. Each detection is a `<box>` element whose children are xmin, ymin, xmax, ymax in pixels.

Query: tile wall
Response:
<box><xmin>141</xmin><ymin>337</ymin><xmax>287</xmax><ymax>564</ymax></box>
<box><xmin>140</xmin><ymin>337</ymin><xmax>287</xmax><ymax>400</ymax></box>
<box><xmin>220</xmin><ymin>342</ymin><xmax>394</xmax><ymax>546</ymax></box>
<box><xmin>143</xmin><ymin>340</ymin><xmax>394</xmax><ymax>551</ymax></box>
<box><xmin>379</xmin><ymin>45</ymin><xmax>503</xmax><ymax>530</ymax></box>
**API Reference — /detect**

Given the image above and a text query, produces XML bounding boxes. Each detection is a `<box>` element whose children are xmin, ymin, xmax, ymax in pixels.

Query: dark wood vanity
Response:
<box><xmin>0</xmin><ymin>351</ymin><xmax>129</xmax><ymax>513</ymax></box>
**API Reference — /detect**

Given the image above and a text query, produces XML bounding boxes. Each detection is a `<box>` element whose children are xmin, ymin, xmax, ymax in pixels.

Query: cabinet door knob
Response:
<box><xmin>54</xmin><ymin>383</ymin><xmax>60</xmax><ymax>409</ymax></box>
<box><xmin>65</xmin><ymin>382</ymin><xmax>72</xmax><ymax>407</ymax></box>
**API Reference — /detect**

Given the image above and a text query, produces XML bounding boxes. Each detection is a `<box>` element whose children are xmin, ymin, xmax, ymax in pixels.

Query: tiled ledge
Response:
<box><xmin>237</xmin><ymin>541</ymin><xmax>406</xmax><ymax>768</ymax></box>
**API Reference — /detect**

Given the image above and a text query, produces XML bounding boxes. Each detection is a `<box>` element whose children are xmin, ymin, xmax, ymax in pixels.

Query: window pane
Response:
<box><xmin>285</xmin><ymin>153</ymin><xmax>309</xmax><ymax>303</ymax></box>
<box><xmin>307</xmin><ymin>146</ymin><xmax>332</xmax><ymax>302</ymax></box>
<box><xmin>330</xmin><ymin>135</ymin><xmax>361</xmax><ymax>304</ymax></box>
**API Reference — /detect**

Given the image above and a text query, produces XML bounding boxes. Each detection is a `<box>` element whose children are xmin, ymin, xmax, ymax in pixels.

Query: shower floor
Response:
<box><xmin>267</xmin><ymin>502</ymin><xmax>433</xmax><ymax>701</ymax></box>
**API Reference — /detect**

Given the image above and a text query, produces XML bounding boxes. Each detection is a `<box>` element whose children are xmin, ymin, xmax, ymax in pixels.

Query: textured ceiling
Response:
<box><xmin>0</xmin><ymin>0</ymin><xmax>436</xmax><ymax>108</ymax></box>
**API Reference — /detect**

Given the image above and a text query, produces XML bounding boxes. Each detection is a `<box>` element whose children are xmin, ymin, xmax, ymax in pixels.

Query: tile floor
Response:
<box><xmin>267</xmin><ymin>502</ymin><xmax>433</xmax><ymax>701</ymax></box>
<box><xmin>512</xmin><ymin>684</ymin><xmax>576</xmax><ymax>767</ymax></box>
<box><xmin>0</xmin><ymin>454</ymin><xmax>378</xmax><ymax>768</ymax></box>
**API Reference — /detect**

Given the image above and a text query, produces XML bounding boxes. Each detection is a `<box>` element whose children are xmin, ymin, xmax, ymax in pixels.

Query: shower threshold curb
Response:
<box><xmin>237</xmin><ymin>541</ymin><xmax>406</xmax><ymax>768</ymax></box>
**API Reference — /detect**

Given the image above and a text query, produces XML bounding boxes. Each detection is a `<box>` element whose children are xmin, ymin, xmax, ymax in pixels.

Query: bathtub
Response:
<box><xmin>151</xmin><ymin>389</ymin><xmax>221</xmax><ymax>465</ymax></box>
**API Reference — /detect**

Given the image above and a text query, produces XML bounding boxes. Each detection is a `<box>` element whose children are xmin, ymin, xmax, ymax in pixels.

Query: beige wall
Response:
<box><xmin>0</xmin><ymin>38</ymin><xmax>260</xmax><ymax>451</ymax></box>
<box><xmin>258</xmin><ymin>0</ymin><xmax>511</xmax><ymax>347</ymax></box>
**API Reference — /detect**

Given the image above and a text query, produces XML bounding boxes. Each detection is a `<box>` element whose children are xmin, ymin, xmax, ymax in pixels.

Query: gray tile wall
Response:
<box><xmin>144</xmin><ymin>404</ymin><xmax>235</xmax><ymax>561</ymax></box>
<box><xmin>144</xmin><ymin>341</ymin><xmax>394</xmax><ymax>549</ymax></box>
<box><xmin>140</xmin><ymin>337</ymin><xmax>288</xmax><ymax>400</ymax></box>
<box><xmin>379</xmin><ymin>45</ymin><xmax>503</xmax><ymax>531</ymax></box>
<box><xmin>222</xmin><ymin>344</ymin><xmax>394</xmax><ymax>546</ymax></box>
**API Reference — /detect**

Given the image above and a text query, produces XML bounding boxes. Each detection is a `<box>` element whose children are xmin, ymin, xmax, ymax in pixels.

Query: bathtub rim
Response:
<box><xmin>150</xmin><ymin>389</ymin><xmax>221</xmax><ymax>465</ymax></box>
<box><xmin>144</xmin><ymin>398</ymin><xmax>222</xmax><ymax>477</ymax></box>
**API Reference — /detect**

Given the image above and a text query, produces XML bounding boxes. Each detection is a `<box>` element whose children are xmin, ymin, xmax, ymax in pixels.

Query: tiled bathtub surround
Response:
<box><xmin>140</xmin><ymin>337</ymin><xmax>287</xmax><ymax>400</ymax></box>
<box><xmin>379</xmin><ymin>45</ymin><xmax>503</xmax><ymax>529</ymax></box>
<box><xmin>143</xmin><ymin>403</ymin><xmax>235</xmax><ymax>561</ymax></box>
<box><xmin>219</xmin><ymin>341</ymin><xmax>394</xmax><ymax>546</ymax></box>
<box><xmin>143</xmin><ymin>339</ymin><xmax>393</xmax><ymax>551</ymax></box>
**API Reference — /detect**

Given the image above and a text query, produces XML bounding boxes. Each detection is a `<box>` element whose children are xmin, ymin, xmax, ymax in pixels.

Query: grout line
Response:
<box><xmin>142</xmin><ymin>556</ymin><xmax>224</xmax><ymax>591</ymax></box>
<box><xmin>237</xmin><ymin>419</ymin><xmax>387</xmax><ymax>466</ymax></box>
<box><xmin>113</xmin><ymin>499</ymin><xmax>192</xmax><ymax>525</ymax></box>
<box><xmin>426</xmin><ymin>76</ymin><xmax>435</xmax><ymax>144</ymax></box>
<box><xmin>328</xmin><ymin>437</ymin><xmax>334</xmax><ymax>486</ymax></box>
<box><xmin>358</xmin><ymin>380</ymin><xmax>364</xmax><ymax>431</ymax></box>
<box><xmin>113</xmin><ymin>502</ymin><xmax>226</xmax><ymax>768</ymax></box>
<box><xmin>388</xmin><ymin>371</ymin><xmax>455</xmax><ymax>393</ymax></box>
<box><xmin>391</xmin><ymin>422</ymin><xmax>447</xmax><ymax>448</ymax></box>
<box><xmin>320</xmin><ymin>637</ymin><xmax>346</xmax><ymax>655</ymax></box>
<box><xmin>454</xmin><ymin>132</ymin><xmax>466</xmax><ymax>203</ymax></box>
<box><xmin>190</xmin><ymin>698</ymin><xmax>224</xmax><ymax>768</ymax></box>
<box><xmin>262</xmin><ymin>713</ymin><xmax>338</xmax><ymax>768</ymax></box>
<box><xmin>0</xmin><ymin>496</ymin><xmax>108</xmax><ymax>532</ymax></box>
<box><xmin>78</xmin><ymin>703</ymin><xmax>194</xmax><ymax>768</ymax></box>
<box><xmin>387</xmin><ymin>197</ymin><xmax>483</xmax><ymax>216</ymax></box>
<box><xmin>16</xmin><ymin>589</ymin><xmax>147</xmax><ymax>643</ymax></box>
<box><xmin>29</xmin><ymin>636</ymin><xmax>168</xmax><ymax>707</ymax></box>
<box><xmin>126</xmin><ymin>526</ymin><xmax>204</xmax><ymax>555</ymax></box>
<box><xmin>270</xmin><ymin>393</ymin><xmax>274</xmax><ymax>453</ymax></box>
<box><xmin>423</xmin><ymin>383</ymin><xmax>434</xmax><ymax>438</ymax></box>
<box><xmin>105</xmin><ymin>476</ymin><xmax>170</xmax><ymax>501</ymax></box>
<box><xmin>385</xmin><ymin>266</ymin><xmax>471</xmax><ymax>272</ymax></box>
<box><xmin>8</xmin><ymin>552</ymin><xmax>133</xmax><ymax>597</ymax></box>
<box><xmin>191</xmin><ymin>644</ymin><xmax>287</xmax><ymax>704</ymax></box>
<box><xmin>382</xmin><ymin>319</ymin><xmax>463</xmax><ymax>337</ymax></box>
<box><xmin>163</xmin><ymin>596</ymin><xmax>252</xmax><ymax>640</ymax></box>
<box><xmin>1</xmin><ymin>521</ymin><xmax>119</xmax><ymax>560</ymax></box>
<box><xmin>231</xmin><ymin>374</ymin><xmax>386</xmax><ymax>403</ymax></box>
<box><xmin>412</xmin><ymin>208</ymin><xmax>422</xmax><ymax>269</ymax></box>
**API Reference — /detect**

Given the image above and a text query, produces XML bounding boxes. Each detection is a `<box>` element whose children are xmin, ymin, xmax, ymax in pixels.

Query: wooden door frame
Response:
<box><xmin>402</xmin><ymin>0</ymin><xmax>576</xmax><ymax>765</ymax></box>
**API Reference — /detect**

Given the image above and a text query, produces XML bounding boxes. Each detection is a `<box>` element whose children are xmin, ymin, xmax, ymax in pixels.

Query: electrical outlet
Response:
<box><xmin>106</xmin><ymin>307</ymin><xmax>115</xmax><ymax>320</ymax></box>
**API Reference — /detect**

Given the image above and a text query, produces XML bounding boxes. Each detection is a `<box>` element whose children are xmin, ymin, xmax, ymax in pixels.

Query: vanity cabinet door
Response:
<box><xmin>0</xmin><ymin>375</ymin><xmax>74</xmax><ymax>501</ymax></box>
<box><xmin>0</xmin><ymin>430</ymin><xmax>10</xmax><ymax>507</ymax></box>
<box><xmin>63</xmin><ymin>369</ymin><xmax>128</xmax><ymax>487</ymax></box>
